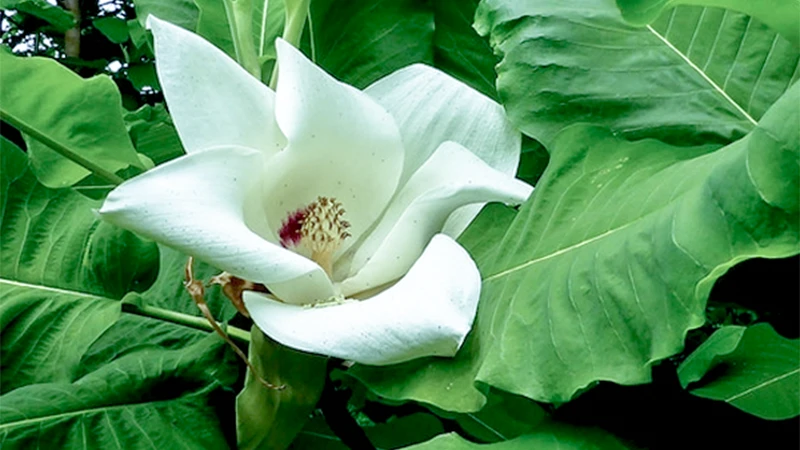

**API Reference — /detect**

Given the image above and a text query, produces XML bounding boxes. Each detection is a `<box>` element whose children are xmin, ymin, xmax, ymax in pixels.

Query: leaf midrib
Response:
<box><xmin>724</xmin><ymin>367</ymin><xmax>800</xmax><ymax>402</ymax></box>
<box><xmin>646</xmin><ymin>24</ymin><xmax>758</xmax><ymax>127</ymax></box>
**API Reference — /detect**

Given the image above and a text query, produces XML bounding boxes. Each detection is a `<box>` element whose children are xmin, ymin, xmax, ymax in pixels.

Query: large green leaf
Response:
<box><xmin>432</xmin><ymin>0</ymin><xmax>499</xmax><ymax>100</ymax></box>
<box><xmin>474</xmin><ymin>0</ymin><xmax>799</xmax><ymax>146</ymax></box>
<box><xmin>402</xmin><ymin>422</ymin><xmax>630</xmax><ymax>449</ymax></box>
<box><xmin>454</xmin><ymin>389</ymin><xmax>548</xmax><ymax>443</ymax></box>
<box><xmin>615</xmin><ymin>0</ymin><xmax>800</xmax><ymax>47</ymax></box>
<box><xmin>0</xmin><ymin>142</ymin><xmax>157</xmax><ymax>298</ymax></box>
<box><xmin>135</xmin><ymin>0</ymin><xmax>200</xmax><ymax>32</ymax></box>
<box><xmin>125</xmin><ymin>244</ymin><xmax>238</xmax><ymax>320</ymax></box>
<box><xmin>309</xmin><ymin>0</ymin><xmax>434</xmax><ymax>88</ymax></box>
<box><xmin>353</xmin><ymin>81</ymin><xmax>799</xmax><ymax>409</ymax></box>
<box><xmin>0</xmin><ymin>0</ymin><xmax>75</xmax><ymax>32</ymax></box>
<box><xmin>0</xmin><ymin>330</ymin><xmax>238</xmax><ymax>449</ymax></box>
<box><xmin>309</xmin><ymin>0</ymin><xmax>500</xmax><ymax>99</ymax></box>
<box><xmin>678</xmin><ymin>323</ymin><xmax>800</xmax><ymax>419</ymax></box>
<box><xmin>124</xmin><ymin>103</ymin><xmax>185</xmax><ymax>165</ymax></box>
<box><xmin>0</xmin><ymin>51</ymin><xmax>146</xmax><ymax>188</ymax></box>
<box><xmin>0</xmin><ymin>281</ymin><xmax>120</xmax><ymax>394</ymax></box>
<box><xmin>1</xmin><ymin>142</ymin><xmax>241</xmax><ymax>447</ymax></box>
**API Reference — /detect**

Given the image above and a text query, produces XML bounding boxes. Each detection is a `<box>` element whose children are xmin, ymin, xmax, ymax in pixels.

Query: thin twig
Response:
<box><xmin>185</xmin><ymin>257</ymin><xmax>285</xmax><ymax>391</ymax></box>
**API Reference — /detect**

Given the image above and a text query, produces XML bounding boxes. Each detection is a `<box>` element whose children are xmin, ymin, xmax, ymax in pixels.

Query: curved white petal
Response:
<box><xmin>365</xmin><ymin>64</ymin><xmax>521</xmax><ymax>182</ymax></box>
<box><xmin>244</xmin><ymin>235</ymin><xmax>480</xmax><ymax>365</ymax></box>
<box><xmin>262</xmin><ymin>39</ymin><xmax>404</xmax><ymax>252</ymax></box>
<box><xmin>366</xmin><ymin>64</ymin><xmax>522</xmax><ymax>237</ymax></box>
<box><xmin>98</xmin><ymin>147</ymin><xmax>334</xmax><ymax>304</ymax></box>
<box><xmin>339</xmin><ymin>141</ymin><xmax>532</xmax><ymax>296</ymax></box>
<box><xmin>147</xmin><ymin>16</ymin><xmax>286</xmax><ymax>155</ymax></box>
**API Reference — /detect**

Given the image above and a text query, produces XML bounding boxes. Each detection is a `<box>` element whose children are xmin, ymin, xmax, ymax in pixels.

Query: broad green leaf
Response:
<box><xmin>309</xmin><ymin>0</ymin><xmax>501</xmax><ymax>98</ymax></box>
<box><xmin>0</xmin><ymin>282</ymin><xmax>120</xmax><ymax>394</ymax></box>
<box><xmin>0</xmin><ymin>51</ymin><xmax>146</xmax><ymax>187</ymax></box>
<box><xmin>0</xmin><ymin>333</ymin><xmax>238</xmax><ymax>449</ymax></box>
<box><xmin>615</xmin><ymin>0</ymin><xmax>800</xmax><ymax>47</ymax></box>
<box><xmin>455</xmin><ymin>389</ymin><xmax>547</xmax><ymax>443</ymax></box>
<box><xmin>679</xmin><ymin>323</ymin><xmax>800</xmax><ymax>419</ymax></box>
<box><xmin>1</xmin><ymin>128</ymin><xmax>239</xmax><ymax>448</ymax></box>
<box><xmin>309</xmin><ymin>0</ymin><xmax>434</xmax><ymax>89</ymax></box>
<box><xmin>474</xmin><ymin>0</ymin><xmax>800</xmax><ymax>146</ymax></box>
<box><xmin>93</xmin><ymin>16</ymin><xmax>129</xmax><ymax>44</ymax></box>
<box><xmin>432</xmin><ymin>0</ymin><xmax>499</xmax><ymax>100</ymax></box>
<box><xmin>0</xmin><ymin>143</ymin><xmax>157</xmax><ymax>298</ymax></box>
<box><xmin>353</xmin><ymin>82</ymin><xmax>799</xmax><ymax>409</ymax></box>
<box><xmin>127</xmin><ymin>62</ymin><xmax>161</xmax><ymax>91</ymax></box>
<box><xmin>0</xmin><ymin>0</ymin><xmax>75</xmax><ymax>32</ymax></box>
<box><xmin>194</xmin><ymin>0</ymin><xmax>236</xmax><ymax>57</ymax></box>
<box><xmin>402</xmin><ymin>422</ymin><xmax>630</xmax><ymax>449</ymax></box>
<box><xmin>125</xmin><ymin>103</ymin><xmax>184</xmax><ymax>164</ymax></box>
<box><xmin>236</xmin><ymin>327</ymin><xmax>326</xmax><ymax>450</ymax></box>
<box><xmin>123</xmin><ymin>244</ymin><xmax>239</xmax><ymax>320</ymax></box>
<box><xmin>135</xmin><ymin>0</ymin><xmax>200</xmax><ymax>32</ymax></box>
<box><xmin>677</xmin><ymin>325</ymin><xmax>746</xmax><ymax>388</ymax></box>
<box><xmin>291</xmin><ymin>411</ymin><xmax>446</xmax><ymax>449</ymax></box>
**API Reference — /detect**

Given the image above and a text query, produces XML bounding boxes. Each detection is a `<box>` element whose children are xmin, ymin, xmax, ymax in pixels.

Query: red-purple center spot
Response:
<box><xmin>278</xmin><ymin>208</ymin><xmax>307</xmax><ymax>248</ymax></box>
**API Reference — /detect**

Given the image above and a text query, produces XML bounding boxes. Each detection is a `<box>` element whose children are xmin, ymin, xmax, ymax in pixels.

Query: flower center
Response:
<box><xmin>278</xmin><ymin>196</ymin><xmax>350</xmax><ymax>276</ymax></box>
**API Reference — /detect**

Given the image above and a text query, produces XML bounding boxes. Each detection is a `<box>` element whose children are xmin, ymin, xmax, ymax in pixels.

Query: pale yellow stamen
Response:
<box><xmin>300</xmin><ymin>196</ymin><xmax>350</xmax><ymax>276</ymax></box>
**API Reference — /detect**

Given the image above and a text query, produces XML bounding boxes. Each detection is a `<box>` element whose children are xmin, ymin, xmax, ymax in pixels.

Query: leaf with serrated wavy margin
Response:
<box><xmin>474</xmin><ymin>0</ymin><xmax>799</xmax><ymax>146</ymax></box>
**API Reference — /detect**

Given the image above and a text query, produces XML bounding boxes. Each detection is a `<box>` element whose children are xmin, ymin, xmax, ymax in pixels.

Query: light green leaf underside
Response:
<box><xmin>474</xmin><ymin>0</ymin><xmax>799</xmax><ymax>146</ymax></box>
<box><xmin>352</xmin><ymin>83</ymin><xmax>799</xmax><ymax>409</ymax></box>
<box><xmin>679</xmin><ymin>323</ymin><xmax>800</xmax><ymax>420</ymax></box>
<box><xmin>0</xmin><ymin>52</ymin><xmax>145</xmax><ymax>188</ymax></box>
<box><xmin>0</xmin><ymin>0</ymin><xmax>75</xmax><ymax>32</ymax></box>
<box><xmin>0</xmin><ymin>143</ymin><xmax>157</xmax><ymax>299</ymax></box>
<box><xmin>402</xmin><ymin>422</ymin><xmax>630</xmax><ymax>450</ymax></box>
<box><xmin>616</xmin><ymin>0</ymin><xmax>800</xmax><ymax>47</ymax></box>
<box><xmin>677</xmin><ymin>325</ymin><xmax>746</xmax><ymax>388</ymax></box>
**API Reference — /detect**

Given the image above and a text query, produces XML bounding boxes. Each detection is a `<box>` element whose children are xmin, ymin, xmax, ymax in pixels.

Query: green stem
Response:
<box><xmin>269</xmin><ymin>0</ymin><xmax>310</xmax><ymax>89</ymax></box>
<box><xmin>224</xmin><ymin>0</ymin><xmax>262</xmax><ymax>79</ymax></box>
<box><xmin>122</xmin><ymin>302</ymin><xmax>251</xmax><ymax>344</ymax></box>
<box><xmin>0</xmin><ymin>110</ymin><xmax>124</xmax><ymax>185</ymax></box>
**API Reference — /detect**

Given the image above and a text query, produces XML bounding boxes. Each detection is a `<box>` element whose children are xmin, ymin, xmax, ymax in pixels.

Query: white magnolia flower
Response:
<box><xmin>100</xmin><ymin>16</ymin><xmax>532</xmax><ymax>365</ymax></box>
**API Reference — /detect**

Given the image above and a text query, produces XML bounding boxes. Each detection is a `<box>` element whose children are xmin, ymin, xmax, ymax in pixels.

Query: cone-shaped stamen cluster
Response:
<box><xmin>278</xmin><ymin>196</ymin><xmax>350</xmax><ymax>277</ymax></box>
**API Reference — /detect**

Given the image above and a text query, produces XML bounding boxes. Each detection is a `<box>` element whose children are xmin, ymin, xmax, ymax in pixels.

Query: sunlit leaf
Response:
<box><xmin>0</xmin><ymin>51</ymin><xmax>146</xmax><ymax>187</ymax></box>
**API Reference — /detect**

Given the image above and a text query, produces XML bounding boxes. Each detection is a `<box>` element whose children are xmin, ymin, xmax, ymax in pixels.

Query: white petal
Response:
<box><xmin>147</xmin><ymin>16</ymin><xmax>285</xmax><ymax>155</ymax></box>
<box><xmin>366</xmin><ymin>64</ymin><xmax>522</xmax><ymax>237</ymax></box>
<box><xmin>366</xmin><ymin>64</ymin><xmax>521</xmax><ymax>181</ymax></box>
<box><xmin>98</xmin><ymin>146</ymin><xmax>334</xmax><ymax>304</ymax></box>
<box><xmin>262</xmin><ymin>39</ymin><xmax>404</xmax><ymax>252</ymax></box>
<box><xmin>339</xmin><ymin>141</ymin><xmax>532</xmax><ymax>296</ymax></box>
<box><xmin>244</xmin><ymin>234</ymin><xmax>480</xmax><ymax>365</ymax></box>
